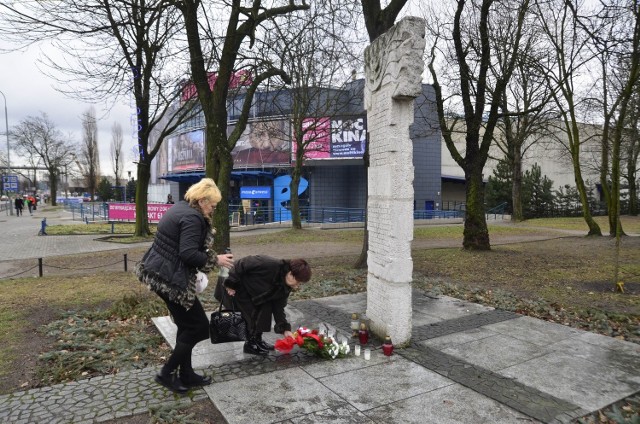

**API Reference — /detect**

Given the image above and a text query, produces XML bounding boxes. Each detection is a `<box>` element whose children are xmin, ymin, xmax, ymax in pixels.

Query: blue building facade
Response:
<box><xmin>157</xmin><ymin>79</ymin><xmax>441</xmax><ymax>219</ymax></box>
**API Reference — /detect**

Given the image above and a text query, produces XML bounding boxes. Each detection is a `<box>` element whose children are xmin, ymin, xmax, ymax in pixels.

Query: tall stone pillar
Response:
<box><xmin>364</xmin><ymin>17</ymin><xmax>426</xmax><ymax>346</ymax></box>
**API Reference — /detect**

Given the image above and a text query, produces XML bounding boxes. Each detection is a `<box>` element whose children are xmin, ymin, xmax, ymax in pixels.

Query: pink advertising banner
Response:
<box><xmin>108</xmin><ymin>203</ymin><xmax>173</xmax><ymax>223</ymax></box>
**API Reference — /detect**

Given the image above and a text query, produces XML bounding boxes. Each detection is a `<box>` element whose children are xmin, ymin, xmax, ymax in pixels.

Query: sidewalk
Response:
<box><xmin>1</xmin><ymin>291</ymin><xmax>638</xmax><ymax>423</ymax></box>
<box><xmin>0</xmin><ymin>206</ymin><xmax>638</xmax><ymax>422</ymax></box>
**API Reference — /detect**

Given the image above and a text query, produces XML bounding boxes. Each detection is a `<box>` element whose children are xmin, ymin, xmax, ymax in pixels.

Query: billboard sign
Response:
<box><xmin>168</xmin><ymin>129</ymin><xmax>205</xmax><ymax>172</ymax></box>
<box><xmin>108</xmin><ymin>203</ymin><xmax>173</xmax><ymax>223</ymax></box>
<box><xmin>181</xmin><ymin>70</ymin><xmax>252</xmax><ymax>102</ymax></box>
<box><xmin>231</xmin><ymin>119</ymin><xmax>291</xmax><ymax>167</ymax></box>
<box><xmin>292</xmin><ymin>116</ymin><xmax>367</xmax><ymax>161</ymax></box>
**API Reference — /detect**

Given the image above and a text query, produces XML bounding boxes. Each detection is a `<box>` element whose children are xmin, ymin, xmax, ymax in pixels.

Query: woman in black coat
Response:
<box><xmin>136</xmin><ymin>178</ymin><xmax>233</xmax><ymax>393</ymax></box>
<box><xmin>220</xmin><ymin>255</ymin><xmax>311</xmax><ymax>355</ymax></box>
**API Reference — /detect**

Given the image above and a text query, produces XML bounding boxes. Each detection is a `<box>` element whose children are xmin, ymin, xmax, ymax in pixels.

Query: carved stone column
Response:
<box><xmin>364</xmin><ymin>16</ymin><xmax>426</xmax><ymax>345</ymax></box>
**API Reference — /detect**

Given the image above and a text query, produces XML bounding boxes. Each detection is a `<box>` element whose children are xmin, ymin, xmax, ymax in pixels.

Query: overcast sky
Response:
<box><xmin>0</xmin><ymin>42</ymin><xmax>136</xmax><ymax>177</ymax></box>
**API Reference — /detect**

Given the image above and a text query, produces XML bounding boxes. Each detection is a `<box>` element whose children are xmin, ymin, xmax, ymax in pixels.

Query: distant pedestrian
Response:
<box><xmin>166</xmin><ymin>194</ymin><xmax>175</xmax><ymax>204</ymax></box>
<box><xmin>26</xmin><ymin>196</ymin><xmax>33</xmax><ymax>215</ymax></box>
<box><xmin>40</xmin><ymin>218</ymin><xmax>48</xmax><ymax>235</ymax></box>
<box><xmin>14</xmin><ymin>195</ymin><xmax>23</xmax><ymax>216</ymax></box>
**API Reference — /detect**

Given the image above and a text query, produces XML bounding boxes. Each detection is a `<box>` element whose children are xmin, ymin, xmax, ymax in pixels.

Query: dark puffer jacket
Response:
<box><xmin>223</xmin><ymin>255</ymin><xmax>293</xmax><ymax>334</ymax></box>
<box><xmin>137</xmin><ymin>201</ymin><xmax>216</xmax><ymax>309</ymax></box>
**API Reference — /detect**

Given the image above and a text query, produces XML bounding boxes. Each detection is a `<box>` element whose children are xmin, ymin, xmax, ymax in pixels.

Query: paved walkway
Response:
<box><xmin>0</xmin><ymin>205</ymin><xmax>638</xmax><ymax>423</ymax></box>
<box><xmin>0</xmin><ymin>291</ymin><xmax>638</xmax><ymax>423</ymax></box>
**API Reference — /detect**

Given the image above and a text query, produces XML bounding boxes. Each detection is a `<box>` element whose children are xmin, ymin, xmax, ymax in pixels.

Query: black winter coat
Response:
<box><xmin>138</xmin><ymin>201</ymin><xmax>213</xmax><ymax>308</ymax></box>
<box><xmin>223</xmin><ymin>255</ymin><xmax>293</xmax><ymax>334</ymax></box>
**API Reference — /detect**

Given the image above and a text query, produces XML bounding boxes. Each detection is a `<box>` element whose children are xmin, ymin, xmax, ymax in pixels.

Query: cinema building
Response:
<box><xmin>150</xmin><ymin>78</ymin><xmax>442</xmax><ymax>221</ymax></box>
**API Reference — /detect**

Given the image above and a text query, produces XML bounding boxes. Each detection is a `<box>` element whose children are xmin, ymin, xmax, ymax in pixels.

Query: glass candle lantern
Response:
<box><xmin>354</xmin><ymin>345</ymin><xmax>361</xmax><ymax>356</ymax></box>
<box><xmin>382</xmin><ymin>335</ymin><xmax>394</xmax><ymax>356</ymax></box>
<box><xmin>364</xmin><ymin>348</ymin><xmax>371</xmax><ymax>360</ymax></box>
<box><xmin>350</xmin><ymin>313</ymin><xmax>359</xmax><ymax>337</ymax></box>
<box><xmin>358</xmin><ymin>322</ymin><xmax>369</xmax><ymax>345</ymax></box>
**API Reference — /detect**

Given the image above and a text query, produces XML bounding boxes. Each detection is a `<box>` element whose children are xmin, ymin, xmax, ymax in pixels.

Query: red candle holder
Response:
<box><xmin>382</xmin><ymin>335</ymin><xmax>394</xmax><ymax>356</ymax></box>
<box><xmin>358</xmin><ymin>323</ymin><xmax>369</xmax><ymax>345</ymax></box>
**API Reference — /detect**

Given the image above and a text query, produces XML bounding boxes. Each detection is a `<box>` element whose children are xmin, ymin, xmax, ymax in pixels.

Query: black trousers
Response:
<box><xmin>161</xmin><ymin>295</ymin><xmax>209</xmax><ymax>346</ymax></box>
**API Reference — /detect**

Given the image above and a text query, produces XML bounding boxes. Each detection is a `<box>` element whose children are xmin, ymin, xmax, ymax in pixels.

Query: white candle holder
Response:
<box><xmin>354</xmin><ymin>345</ymin><xmax>361</xmax><ymax>356</ymax></box>
<box><xmin>364</xmin><ymin>348</ymin><xmax>371</xmax><ymax>360</ymax></box>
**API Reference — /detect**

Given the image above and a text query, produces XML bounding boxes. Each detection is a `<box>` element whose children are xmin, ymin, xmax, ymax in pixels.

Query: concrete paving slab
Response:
<box><xmin>500</xmin><ymin>351</ymin><xmax>640</xmax><ymax>412</ymax></box>
<box><xmin>576</xmin><ymin>331</ymin><xmax>640</xmax><ymax>354</ymax></box>
<box><xmin>308</xmin><ymin>292</ymin><xmax>368</xmax><ymax>316</ymax></box>
<box><xmin>410</xmin><ymin>310</ymin><xmax>444</xmax><ymax>327</ymax></box>
<box><xmin>549</xmin><ymin>337</ymin><xmax>640</xmax><ymax>375</ymax></box>
<box><xmin>363</xmin><ymin>382</ymin><xmax>540</xmax><ymax>424</ymax></box>
<box><xmin>287</xmin><ymin>403</ymin><xmax>374</xmax><ymax>423</ymax></box>
<box><xmin>482</xmin><ymin>316</ymin><xmax>582</xmax><ymax>346</ymax></box>
<box><xmin>302</xmin><ymin>349</ymin><xmax>398</xmax><ymax>379</ymax></box>
<box><xmin>420</xmin><ymin>326</ymin><xmax>498</xmax><ymax>350</ymax></box>
<box><xmin>318</xmin><ymin>353</ymin><xmax>453</xmax><ymax>411</ymax></box>
<box><xmin>203</xmin><ymin>367</ymin><xmax>346</xmax><ymax>424</ymax></box>
<box><xmin>439</xmin><ymin>333</ymin><xmax>548</xmax><ymax>371</ymax></box>
<box><xmin>418</xmin><ymin>295</ymin><xmax>494</xmax><ymax>320</ymax></box>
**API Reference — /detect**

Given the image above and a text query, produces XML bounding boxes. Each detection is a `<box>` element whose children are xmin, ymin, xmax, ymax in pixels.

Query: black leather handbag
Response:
<box><xmin>210</xmin><ymin>291</ymin><xmax>247</xmax><ymax>344</ymax></box>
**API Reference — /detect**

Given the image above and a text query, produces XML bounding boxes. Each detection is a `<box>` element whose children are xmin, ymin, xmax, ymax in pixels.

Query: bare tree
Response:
<box><xmin>533</xmin><ymin>0</ymin><xmax>602</xmax><ymax>235</ymax></box>
<box><xmin>576</xmin><ymin>0</ymin><xmax>640</xmax><ymax>235</ymax></box>
<box><xmin>173</xmin><ymin>0</ymin><xmax>310</xmax><ymax>250</ymax></box>
<box><xmin>268</xmin><ymin>1</ymin><xmax>365</xmax><ymax>229</ymax></box>
<box><xmin>494</xmin><ymin>31</ymin><xmax>557</xmax><ymax>221</ymax></box>
<box><xmin>0</xmin><ymin>0</ymin><xmax>197</xmax><ymax>236</ymax></box>
<box><xmin>625</xmin><ymin>82</ymin><xmax>640</xmax><ymax>215</ymax></box>
<box><xmin>110</xmin><ymin>122</ymin><xmax>124</xmax><ymax>187</ymax></box>
<box><xmin>79</xmin><ymin>107</ymin><xmax>100</xmax><ymax>201</ymax></box>
<box><xmin>11</xmin><ymin>113</ymin><xmax>76</xmax><ymax>205</ymax></box>
<box><xmin>427</xmin><ymin>0</ymin><xmax>530</xmax><ymax>250</ymax></box>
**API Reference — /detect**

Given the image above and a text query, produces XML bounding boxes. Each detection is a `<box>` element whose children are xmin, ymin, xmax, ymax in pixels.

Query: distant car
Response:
<box><xmin>1</xmin><ymin>195</ymin><xmax>8</xmax><ymax>201</ymax></box>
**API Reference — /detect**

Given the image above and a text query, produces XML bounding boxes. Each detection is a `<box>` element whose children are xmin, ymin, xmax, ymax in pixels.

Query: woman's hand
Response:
<box><xmin>225</xmin><ymin>287</ymin><xmax>236</xmax><ymax>296</ymax></box>
<box><xmin>283</xmin><ymin>330</ymin><xmax>294</xmax><ymax>339</ymax></box>
<box><xmin>217</xmin><ymin>253</ymin><xmax>234</xmax><ymax>269</ymax></box>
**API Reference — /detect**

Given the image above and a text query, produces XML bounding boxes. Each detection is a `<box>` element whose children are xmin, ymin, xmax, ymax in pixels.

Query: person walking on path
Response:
<box><xmin>14</xmin><ymin>195</ymin><xmax>23</xmax><ymax>217</ymax></box>
<box><xmin>218</xmin><ymin>255</ymin><xmax>311</xmax><ymax>355</ymax></box>
<box><xmin>26</xmin><ymin>196</ymin><xmax>33</xmax><ymax>215</ymax></box>
<box><xmin>135</xmin><ymin>178</ymin><xmax>234</xmax><ymax>394</ymax></box>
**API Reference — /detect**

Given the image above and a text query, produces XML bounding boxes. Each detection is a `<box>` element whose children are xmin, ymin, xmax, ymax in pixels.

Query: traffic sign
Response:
<box><xmin>2</xmin><ymin>175</ymin><xmax>18</xmax><ymax>192</ymax></box>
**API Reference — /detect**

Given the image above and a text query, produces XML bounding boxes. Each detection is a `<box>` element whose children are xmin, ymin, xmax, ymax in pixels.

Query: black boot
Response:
<box><xmin>155</xmin><ymin>342</ymin><xmax>191</xmax><ymax>394</ymax></box>
<box><xmin>180</xmin><ymin>356</ymin><xmax>212</xmax><ymax>387</ymax></box>
<box><xmin>243</xmin><ymin>336</ymin><xmax>269</xmax><ymax>355</ymax></box>
<box><xmin>255</xmin><ymin>333</ymin><xmax>274</xmax><ymax>351</ymax></box>
<box><xmin>155</xmin><ymin>372</ymin><xmax>189</xmax><ymax>394</ymax></box>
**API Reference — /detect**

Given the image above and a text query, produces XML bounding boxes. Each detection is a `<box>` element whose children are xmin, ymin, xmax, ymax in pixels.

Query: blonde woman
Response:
<box><xmin>136</xmin><ymin>178</ymin><xmax>233</xmax><ymax>393</ymax></box>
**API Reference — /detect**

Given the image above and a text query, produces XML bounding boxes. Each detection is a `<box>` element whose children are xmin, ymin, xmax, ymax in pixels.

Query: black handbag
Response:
<box><xmin>210</xmin><ymin>290</ymin><xmax>247</xmax><ymax>344</ymax></box>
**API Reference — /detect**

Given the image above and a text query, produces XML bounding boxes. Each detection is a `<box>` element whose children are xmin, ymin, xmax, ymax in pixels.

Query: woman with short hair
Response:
<box><xmin>136</xmin><ymin>178</ymin><xmax>233</xmax><ymax>393</ymax></box>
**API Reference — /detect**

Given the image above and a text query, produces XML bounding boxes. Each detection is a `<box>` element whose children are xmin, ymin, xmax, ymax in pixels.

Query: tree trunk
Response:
<box><xmin>213</xmin><ymin>153</ymin><xmax>232</xmax><ymax>252</ymax></box>
<box><xmin>463</xmin><ymin>169</ymin><xmax>490</xmax><ymax>250</ymax></box>
<box><xmin>133</xmin><ymin>161</ymin><xmax>151</xmax><ymax>237</ymax></box>
<box><xmin>511</xmin><ymin>143</ymin><xmax>523</xmax><ymax>221</ymax></box>
<box><xmin>290</xmin><ymin>164</ymin><xmax>302</xmax><ymax>230</ymax></box>
<box><xmin>49</xmin><ymin>171</ymin><xmax>58</xmax><ymax>207</ymax></box>
<box><xmin>572</xmin><ymin>149</ymin><xmax>602</xmax><ymax>236</ymax></box>
<box><xmin>628</xmin><ymin>157</ymin><xmax>638</xmax><ymax>216</ymax></box>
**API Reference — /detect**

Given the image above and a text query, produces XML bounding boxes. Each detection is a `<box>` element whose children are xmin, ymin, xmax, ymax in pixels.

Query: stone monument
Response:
<box><xmin>364</xmin><ymin>16</ymin><xmax>426</xmax><ymax>345</ymax></box>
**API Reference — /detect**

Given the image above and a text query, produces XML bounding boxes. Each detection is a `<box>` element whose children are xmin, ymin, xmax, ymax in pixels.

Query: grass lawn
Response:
<box><xmin>0</xmin><ymin>218</ymin><xmax>638</xmax><ymax>397</ymax></box>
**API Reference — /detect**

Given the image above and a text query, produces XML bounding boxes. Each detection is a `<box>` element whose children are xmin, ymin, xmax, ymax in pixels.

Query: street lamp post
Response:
<box><xmin>0</xmin><ymin>90</ymin><xmax>13</xmax><ymax>216</ymax></box>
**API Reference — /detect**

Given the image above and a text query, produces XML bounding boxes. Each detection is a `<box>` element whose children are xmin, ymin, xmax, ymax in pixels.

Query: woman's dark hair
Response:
<box><xmin>290</xmin><ymin>258</ymin><xmax>311</xmax><ymax>282</ymax></box>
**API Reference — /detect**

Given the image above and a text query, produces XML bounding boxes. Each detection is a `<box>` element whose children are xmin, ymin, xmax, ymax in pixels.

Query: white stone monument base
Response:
<box><xmin>366</xmin><ymin>273</ymin><xmax>412</xmax><ymax>346</ymax></box>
